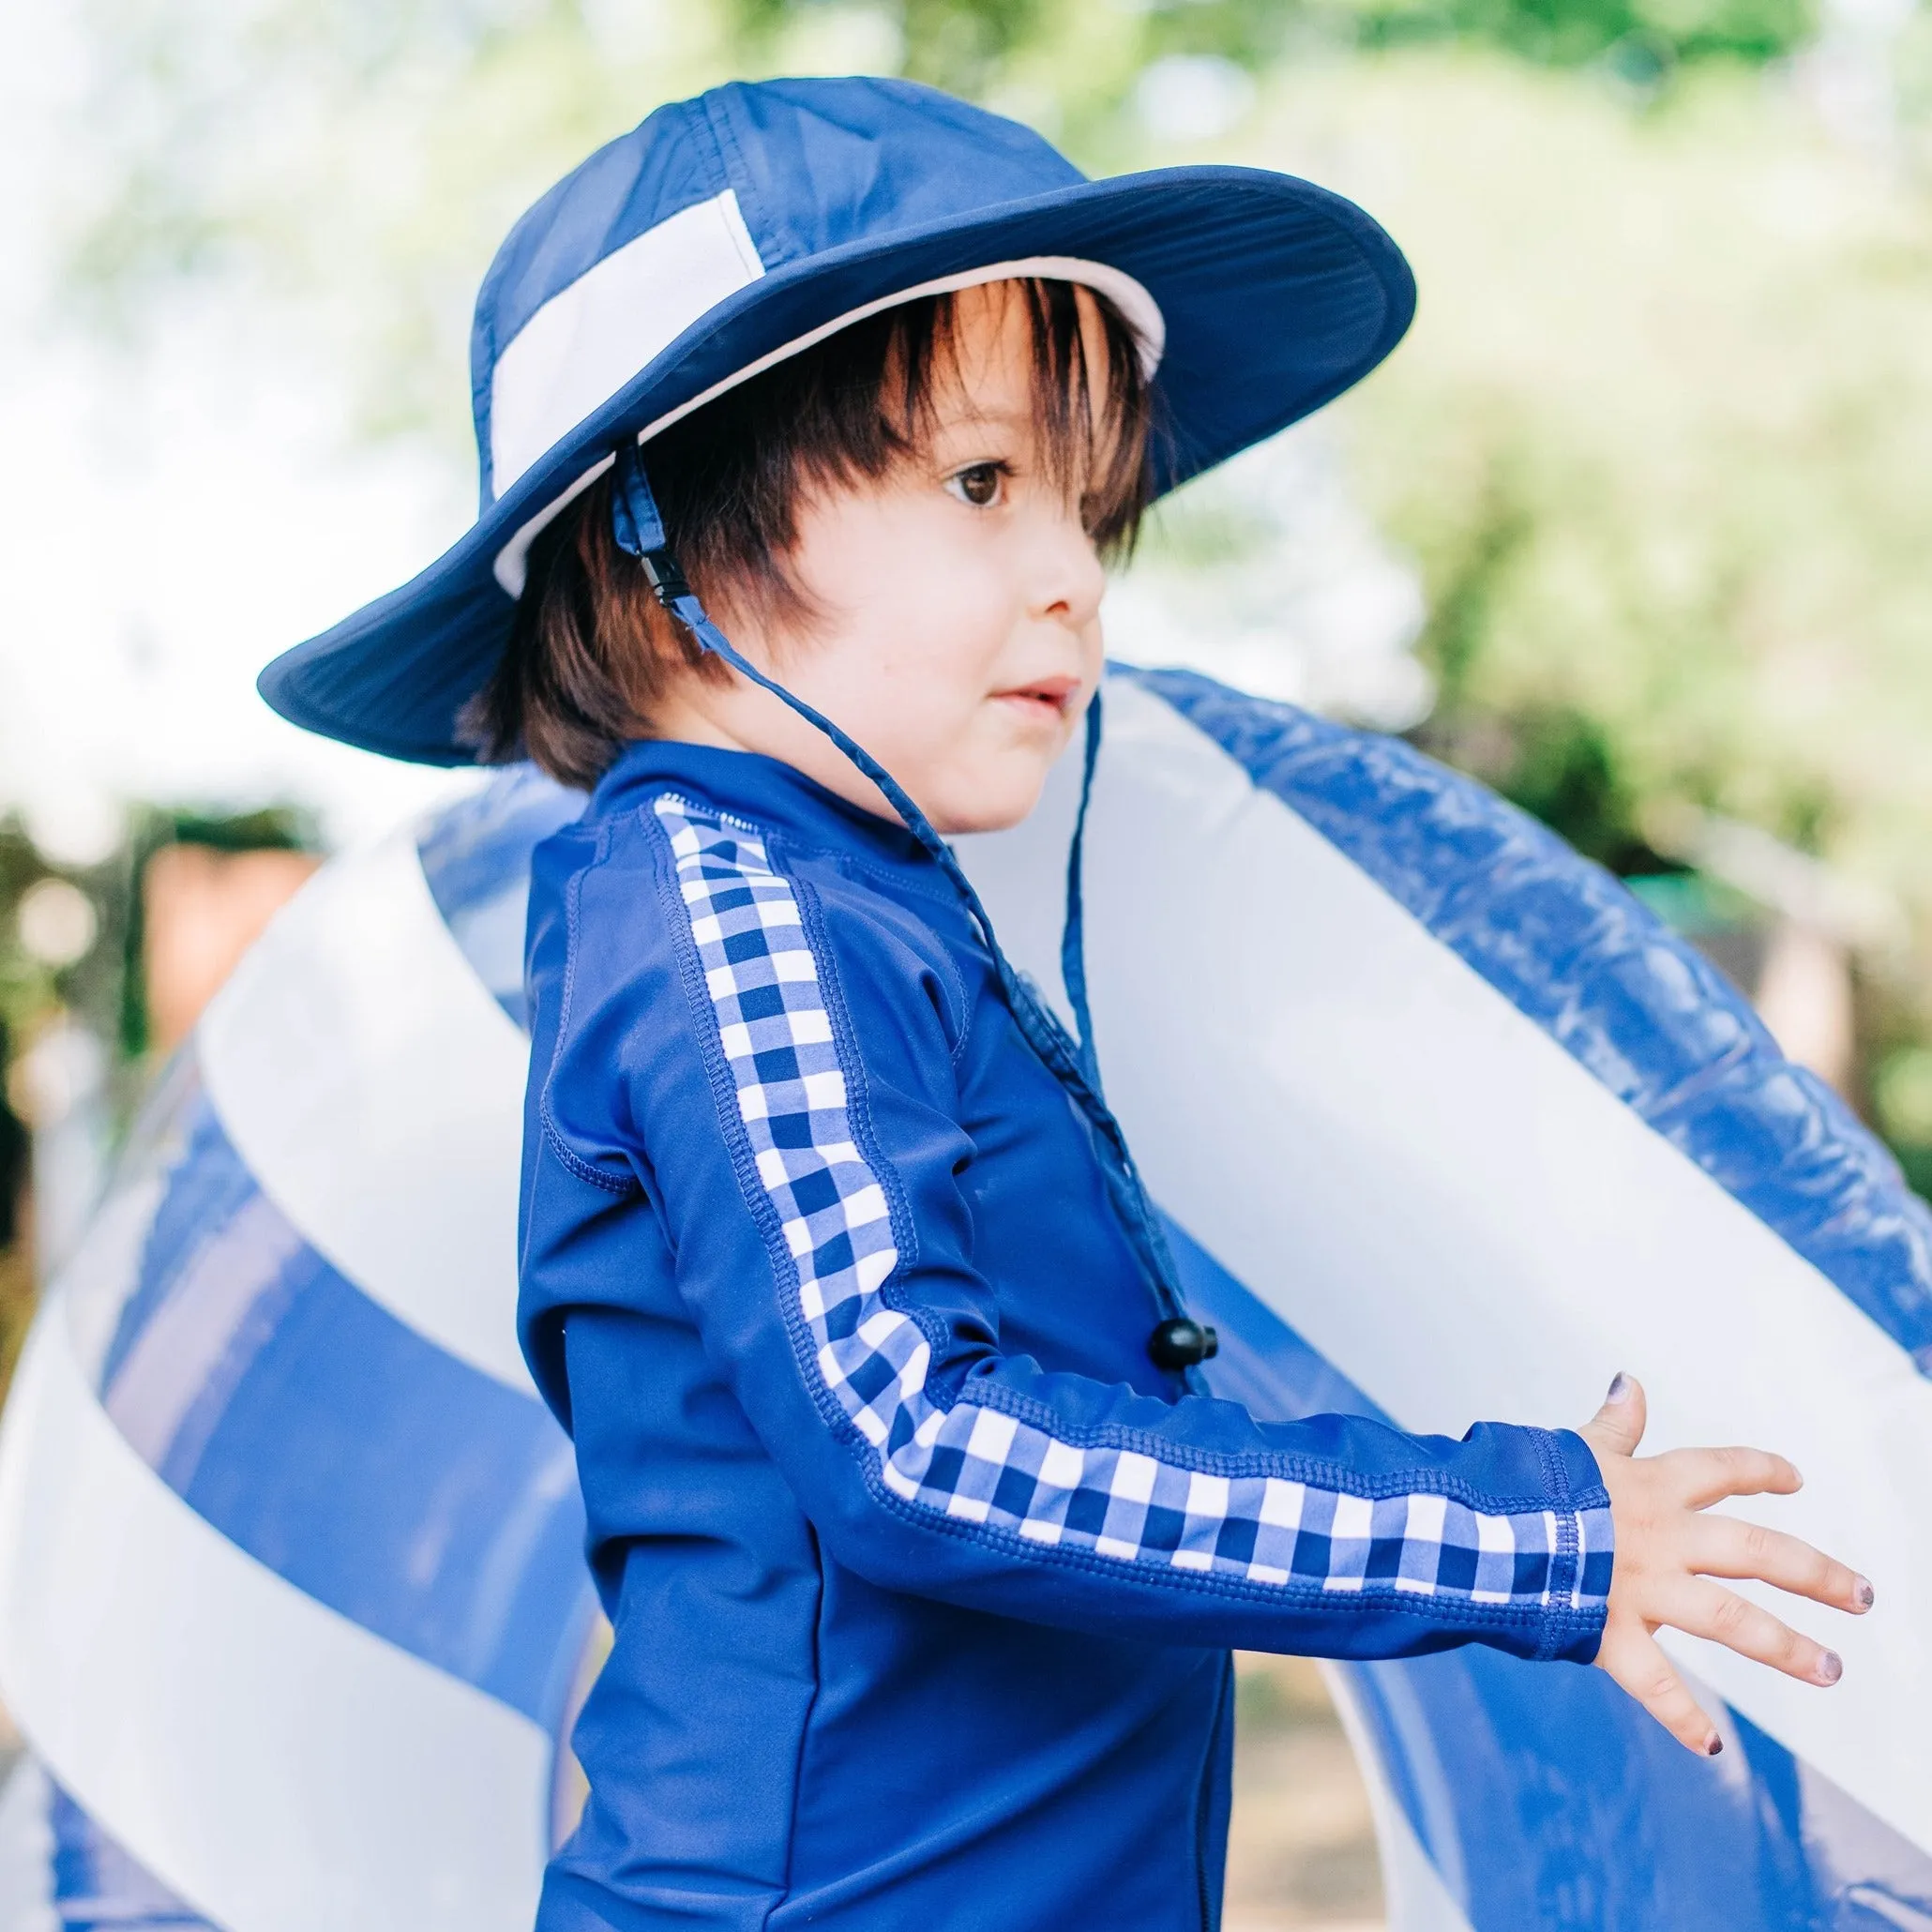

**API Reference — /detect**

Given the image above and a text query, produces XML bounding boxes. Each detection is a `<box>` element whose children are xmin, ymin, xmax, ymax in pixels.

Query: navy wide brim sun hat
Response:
<box><xmin>259</xmin><ymin>75</ymin><xmax>1417</xmax><ymax>766</ymax></box>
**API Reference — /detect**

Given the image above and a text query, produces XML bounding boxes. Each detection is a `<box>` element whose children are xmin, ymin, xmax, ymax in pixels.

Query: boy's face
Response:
<box><xmin>654</xmin><ymin>281</ymin><xmax>1113</xmax><ymax>835</ymax></box>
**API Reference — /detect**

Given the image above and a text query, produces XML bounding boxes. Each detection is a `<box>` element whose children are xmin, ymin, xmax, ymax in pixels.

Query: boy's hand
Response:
<box><xmin>1577</xmin><ymin>1372</ymin><xmax>1875</xmax><ymax>1756</ymax></box>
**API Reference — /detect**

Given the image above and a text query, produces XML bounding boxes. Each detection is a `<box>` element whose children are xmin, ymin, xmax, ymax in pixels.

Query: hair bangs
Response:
<box><xmin>464</xmin><ymin>278</ymin><xmax>1159</xmax><ymax>789</ymax></box>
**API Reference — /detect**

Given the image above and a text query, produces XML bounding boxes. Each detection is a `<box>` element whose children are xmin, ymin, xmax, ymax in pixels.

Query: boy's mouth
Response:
<box><xmin>993</xmin><ymin>675</ymin><xmax>1079</xmax><ymax>721</ymax></box>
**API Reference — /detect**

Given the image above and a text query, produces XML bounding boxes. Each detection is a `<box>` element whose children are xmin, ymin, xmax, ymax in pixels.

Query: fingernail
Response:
<box><xmin>1817</xmin><ymin>1652</ymin><xmax>1843</xmax><ymax>1685</ymax></box>
<box><xmin>1706</xmin><ymin>1734</ymin><xmax>1724</xmax><ymax>1757</ymax></box>
<box><xmin>1607</xmin><ymin>1372</ymin><xmax>1632</xmax><ymax>1404</ymax></box>
<box><xmin>1855</xmin><ymin>1577</ymin><xmax>1875</xmax><ymax>1610</ymax></box>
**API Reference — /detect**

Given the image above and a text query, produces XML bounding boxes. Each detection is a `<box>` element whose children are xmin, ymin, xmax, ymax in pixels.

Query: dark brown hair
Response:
<box><xmin>461</xmin><ymin>279</ymin><xmax>1157</xmax><ymax>790</ymax></box>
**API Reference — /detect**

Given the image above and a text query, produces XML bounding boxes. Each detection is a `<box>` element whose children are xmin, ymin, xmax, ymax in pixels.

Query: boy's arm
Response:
<box><xmin>533</xmin><ymin>807</ymin><xmax>1612</xmax><ymax>1666</ymax></box>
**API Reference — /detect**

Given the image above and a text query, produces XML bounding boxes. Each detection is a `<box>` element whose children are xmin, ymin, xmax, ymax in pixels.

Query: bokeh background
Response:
<box><xmin>1</xmin><ymin>2</ymin><xmax>1927</xmax><ymax>1923</ymax></box>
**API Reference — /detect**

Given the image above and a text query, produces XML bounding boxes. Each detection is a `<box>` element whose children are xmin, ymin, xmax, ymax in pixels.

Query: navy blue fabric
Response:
<box><xmin>259</xmin><ymin>76</ymin><xmax>1413</xmax><ymax>765</ymax></box>
<box><xmin>1137</xmin><ymin>668</ymin><xmax>1932</xmax><ymax>1376</ymax></box>
<box><xmin>519</xmin><ymin>741</ymin><xmax>1609</xmax><ymax>1932</ymax></box>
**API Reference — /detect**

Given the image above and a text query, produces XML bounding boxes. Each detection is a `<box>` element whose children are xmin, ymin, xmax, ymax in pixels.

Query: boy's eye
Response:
<box><xmin>947</xmin><ymin>462</ymin><xmax>1005</xmax><ymax>508</ymax></box>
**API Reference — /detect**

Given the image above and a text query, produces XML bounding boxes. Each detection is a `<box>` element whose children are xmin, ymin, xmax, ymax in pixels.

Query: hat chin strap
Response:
<box><xmin>610</xmin><ymin>443</ymin><xmax>1214</xmax><ymax>1369</ymax></box>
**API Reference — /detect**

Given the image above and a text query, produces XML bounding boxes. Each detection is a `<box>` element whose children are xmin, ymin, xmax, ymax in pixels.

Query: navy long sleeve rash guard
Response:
<box><xmin>519</xmin><ymin>738</ymin><xmax>1613</xmax><ymax>1932</ymax></box>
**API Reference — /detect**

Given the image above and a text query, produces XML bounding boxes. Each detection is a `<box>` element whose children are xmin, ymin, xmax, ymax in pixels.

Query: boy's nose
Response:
<box><xmin>1028</xmin><ymin>515</ymin><xmax>1108</xmax><ymax>629</ymax></box>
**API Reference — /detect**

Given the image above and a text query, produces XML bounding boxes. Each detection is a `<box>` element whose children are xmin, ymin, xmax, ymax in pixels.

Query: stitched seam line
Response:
<box><xmin>644</xmin><ymin>800</ymin><xmax>852</xmax><ymax>1443</ymax></box>
<box><xmin>851</xmin><ymin>1465</ymin><xmax>1561</xmax><ymax>1626</ymax></box>
<box><xmin>702</xmin><ymin>90</ymin><xmax>781</xmax><ymax>268</ymax></box>
<box><xmin>538</xmin><ymin>819</ymin><xmax>641</xmax><ymax>1196</ymax></box>
<box><xmin>541</xmin><ymin>1121</ymin><xmax>640</xmax><ymax>1195</ymax></box>
<box><xmin>1532</xmin><ymin>1425</ymin><xmax>1582</xmax><ymax>1660</ymax></box>
<box><xmin>764</xmin><ymin>831</ymin><xmax>974</xmax><ymax>1064</ymax></box>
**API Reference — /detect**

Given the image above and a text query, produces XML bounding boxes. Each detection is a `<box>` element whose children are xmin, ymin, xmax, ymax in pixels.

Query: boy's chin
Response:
<box><xmin>926</xmin><ymin>758</ymin><xmax>1054</xmax><ymax>838</ymax></box>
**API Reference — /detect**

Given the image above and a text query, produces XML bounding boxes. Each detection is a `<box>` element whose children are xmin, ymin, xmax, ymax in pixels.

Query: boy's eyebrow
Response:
<box><xmin>928</xmin><ymin>400</ymin><xmax>1111</xmax><ymax>445</ymax></box>
<box><xmin>928</xmin><ymin>403</ymin><xmax>1034</xmax><ymax>433</ymax></box>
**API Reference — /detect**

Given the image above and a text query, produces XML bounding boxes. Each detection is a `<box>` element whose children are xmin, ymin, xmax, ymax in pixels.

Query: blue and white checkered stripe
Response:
<box><xmin>658</xmin><ymin>794</ymin><xmax>1611</xmax><ymax>1616</ymax></box>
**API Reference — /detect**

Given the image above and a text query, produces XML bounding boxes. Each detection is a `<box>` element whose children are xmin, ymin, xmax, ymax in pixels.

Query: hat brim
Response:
<box><xmin>259</xmin><ymin>164</ymin><xmax>1415</xmax><ymax>765</ymax></box>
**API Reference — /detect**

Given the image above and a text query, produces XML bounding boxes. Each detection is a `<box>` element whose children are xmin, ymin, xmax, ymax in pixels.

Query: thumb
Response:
<box><xmin>1583</xmin><ymin>1371</ymin><xmax>1647</xmax><ymax>1459</ymax></box>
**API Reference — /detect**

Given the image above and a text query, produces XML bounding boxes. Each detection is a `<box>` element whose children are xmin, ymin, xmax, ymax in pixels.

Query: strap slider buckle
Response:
<box><xmin>639</xmin><ymin>549</ymin><xmax>692</xmax><ymax>611</ymax></box>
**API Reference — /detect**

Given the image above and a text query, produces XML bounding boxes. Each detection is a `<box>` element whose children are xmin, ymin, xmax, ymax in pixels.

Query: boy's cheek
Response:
<box><xmin>919</xmin><ymin>723</ymin><xmax>1059</xmax><ymax>836</ymax></box>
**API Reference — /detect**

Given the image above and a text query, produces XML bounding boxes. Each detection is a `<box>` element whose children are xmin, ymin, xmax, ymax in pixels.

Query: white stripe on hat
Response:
<box><xmin>489</xmin><ymin>250</ymin><xmax>1166</xmax><ymax>597</ymax></box>
<box><xmin>490</xmin><ymin>189</ymin><xmax>768</xmax><ymax>497</ymax></box>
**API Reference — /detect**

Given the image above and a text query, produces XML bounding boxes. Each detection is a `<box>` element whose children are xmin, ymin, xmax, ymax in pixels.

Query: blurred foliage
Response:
<box><xmin>2</xmin><ymin>806</ymin><xmax>316</xmax><ymax>1089</ymax></box>
<box><xmin>0</xmin><ymin>1210</ymin><xmax>27</xmax><ymax>1397</ymax></box>
<box><xmin>0</xmin><ymin>802</ymin><xmax>317</xmax><ymax>1339</ymax></box>
<box><xmin>1877</xmin><ymin>1044</ymin><xmax>1932</xmax><ymax>1146</ymax></box>
<box><xmin>1352</xmin><ymin>0</ymin><xmax>1810</xmax><ymax>68</ymax></box>
<box><xmin>0</xmin><ymin>817</ymin><xmax>118</xmax><ymax>1376</ymax></box>
<box><xmin>116</xmin><ymin>805</ymin><xmax>318</xmax><ymax>1061</ymax></box>
<box><xmin>57</xmin><ymin>0</ymin><xmax>1828</xmax><ymax>445</ymax></box>
<box><xmin>1391</xmin><ymin>429</ymin><xmax>1661</xmax><ymax>872</ymax></box>
<box><xmin>1290</xmin><ymin>57</ymin><xmax>1932</xmax><ymax>921</ymax></box>
<box><xmin>0</xmin><ymin>819</ymin><xmax>127</xmax><ymax>1115</ymax></box>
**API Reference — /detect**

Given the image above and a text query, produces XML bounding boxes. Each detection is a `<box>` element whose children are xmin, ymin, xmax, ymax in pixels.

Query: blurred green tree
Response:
<box><xmin>0</xmin><ymin>818</ymin><xmax>117</xmax><ymax>1374</ymax></box>
<box><xmin>58</xmin><ymin>0</ymin><xmax>1825</xmax><ymax>410</ymax></box>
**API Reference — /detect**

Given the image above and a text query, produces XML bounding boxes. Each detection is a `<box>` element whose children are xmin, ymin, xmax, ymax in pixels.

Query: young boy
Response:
<box><xmin>263</xmin><ymin>76</ymin><xmax>1871</xmax><ymax>1932</ymax></box>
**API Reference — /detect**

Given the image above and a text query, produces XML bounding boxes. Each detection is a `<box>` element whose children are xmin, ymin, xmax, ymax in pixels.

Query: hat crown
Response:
<box><xmin>470</xmin><ymin>78</ymin><xmax>1085</xmax><ymax>505</ymax></box>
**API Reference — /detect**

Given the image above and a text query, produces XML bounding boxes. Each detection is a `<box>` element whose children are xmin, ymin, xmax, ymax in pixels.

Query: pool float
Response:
<box><xmin>0</xmin><ymin>667</ymin><xmax>1927</xmax><ymax>1930</ymax></box>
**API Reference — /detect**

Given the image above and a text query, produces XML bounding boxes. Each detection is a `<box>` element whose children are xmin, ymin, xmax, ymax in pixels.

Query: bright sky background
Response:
<box><xmin>0</xmin><ymin>9</ymin><xmax>482</xmax><ymax>863</ymax></box>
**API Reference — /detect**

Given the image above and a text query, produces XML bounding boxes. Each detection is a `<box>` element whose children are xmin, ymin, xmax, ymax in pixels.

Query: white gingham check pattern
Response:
<box><xmin>657</xmin><ymin>794</ymin><xmax>1611</xmax><ymax>1617</ymax></box>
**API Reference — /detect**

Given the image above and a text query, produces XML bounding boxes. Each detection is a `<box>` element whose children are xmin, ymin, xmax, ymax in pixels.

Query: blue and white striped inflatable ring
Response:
<box><xmin>1</xmin><ymin>666</ymin><xmax>1929</xmax><ymax>1931</ymax></box>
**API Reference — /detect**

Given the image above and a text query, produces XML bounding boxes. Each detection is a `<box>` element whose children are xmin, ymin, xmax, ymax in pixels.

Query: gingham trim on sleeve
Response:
<box><xmin>655</xmin><ymin>793</ymin><xmax>1613</xmax><ymax>1621</ymax></box>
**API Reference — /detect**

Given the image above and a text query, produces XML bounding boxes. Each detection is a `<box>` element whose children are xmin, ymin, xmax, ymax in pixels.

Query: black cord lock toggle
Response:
<box><xmin>638</xmin><ymin>548</ymin><xmax>692</xmax><ymax>611</ymax></box>
<box><xmin>611</xmin><ymin>442</ymin><xmax>694</xmax><ymax>612</ymax></box>
<box><xmin>1147</xmin><ymin>1318</ymin><xmax>1218</xmax><ymax>1371</ymax></box>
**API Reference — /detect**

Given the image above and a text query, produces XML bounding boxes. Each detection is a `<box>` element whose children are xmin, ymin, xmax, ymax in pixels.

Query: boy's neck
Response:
<box><xmin>641</xmin><ymin>678</ymin><xmax>909</xmax><ymax>832</ymax></box>
<box><xmin>641</xmin><ymin>691</ymin><xmax>751</xmax><ymax>756</ymax></box>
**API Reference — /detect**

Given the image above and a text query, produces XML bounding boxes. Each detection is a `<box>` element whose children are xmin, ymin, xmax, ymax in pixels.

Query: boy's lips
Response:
<box><xmin>992</xmin><ymin>675</ymin><xmax>1080</xmax><ymax>719</ymax></box>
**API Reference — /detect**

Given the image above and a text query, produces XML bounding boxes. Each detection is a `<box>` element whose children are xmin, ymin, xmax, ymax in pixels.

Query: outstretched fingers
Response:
<box><xmin>1662</xmin><ymin>1444</ymin><xmax>1804</xmax><ymax>1511</ymax></box>
<box><xmin>1661</xmin><ymin>1577</ymin><xmax>1845</xmax><ymax>1687</ymax></box>
<box><xmin>1689</xmin><ymin>1515</ymin><xmax>1874</xmax><ymax>1615</ymax></box>
<box><xmin>1595</xmin><ymin>1623</ymin><xmax>1722</xmax><ymax>1756</ymax></box>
